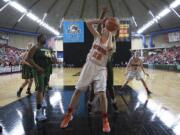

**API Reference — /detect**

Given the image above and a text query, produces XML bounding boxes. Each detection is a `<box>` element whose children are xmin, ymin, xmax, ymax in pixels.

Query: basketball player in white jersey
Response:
<box><xmin>121</xmin><ymin>51</ymin><xmax>152</xmax><ymax>95</ymax></box>
<box><xmin>60</xmin><ymin>18</ymin><xmax>119</xmax><ymax>133</ymax></box>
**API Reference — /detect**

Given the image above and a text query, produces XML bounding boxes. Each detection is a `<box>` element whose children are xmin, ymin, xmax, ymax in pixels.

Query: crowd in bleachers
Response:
<box><xmin>1</xmin><ymin>43</ymin><xmax>180</xmax><ymax>67</ymax></box>
<box><xmin>0</xmin><ymin>44</ymin><xmax>24</xmax><ymax>67</ymax></box>
<box><xmin>144</xmin><ymin>46</ymin><xmax>180</xmax><ymax>65</ymax></box>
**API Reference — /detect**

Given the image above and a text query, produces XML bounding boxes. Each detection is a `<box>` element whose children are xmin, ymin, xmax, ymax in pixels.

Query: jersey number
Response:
<box><xmin>45</xmin><ymin>51</ymin><xmax>51</xmax><ymax>58</ymax></box>
<box><xmin>92</xmin><ymin>51</ymin><xmax>102</xmax><ymax>61</ymax></box>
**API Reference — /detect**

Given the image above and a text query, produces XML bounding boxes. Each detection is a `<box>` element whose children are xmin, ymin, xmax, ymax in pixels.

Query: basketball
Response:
<box><xmin>105</xmin><ymin>18</ymin><xmax>119</xmax><ymax>32</ymax></box>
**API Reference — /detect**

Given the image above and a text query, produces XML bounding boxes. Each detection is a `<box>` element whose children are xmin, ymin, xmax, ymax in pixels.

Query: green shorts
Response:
<box><xmin>33</xmin><ymin>69</ymin><xmax>46</xmax><ymax>92</ymax></box>
<box><xmin>22</xmin><ymin>65</ymin><xmax>33</xmax><ymax>79</ymax></box>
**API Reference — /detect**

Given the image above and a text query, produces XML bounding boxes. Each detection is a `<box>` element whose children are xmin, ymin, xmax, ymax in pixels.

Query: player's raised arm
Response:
<box><xmin>97</xmin><ymin>7</ymin><xmax>108</xmax><ymax>32</ymax></box>
<box><xmin>86</xmin><ymin>19</ymin><xmax>104</xmax><ymax>37</ymax></box>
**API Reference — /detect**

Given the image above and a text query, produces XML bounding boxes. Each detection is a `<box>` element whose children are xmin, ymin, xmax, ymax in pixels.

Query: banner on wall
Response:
<box><xmin>11</xmin><ymin>65</ymin><xmax>21</xmax><ymax>72</ymax></box>
<box><xmin>63</xmin><ymin>21</ymin><xmax>84</xmax><ymax>43</ymax></box>
<box><xmin>57</xmin><ymin>51</ymin><xmax>63</xmax><ymax>58</ymax></box>
<box><xmin>117</xmin><ymin>20</ymin><xmax>131</xmax><ymax>42</ymax></box>
<box><xmin>0</xmin><ymin>65</ymin><xmax>21</xmax><ymax>73</ymax></box>
<box><xmin>168</xmin><ymin>32</ymin><xmax>180</xmax><ymax>42</ymax></box>
<box><xmin>0</xmin><ymin>39</ymin><xmax>7</xmax><ymax>44</ymax></box>
<box><xmin>0</xmin><ymin>33</ymin><xmax>9</xmax><ymax>44</ymax></box>
<box><xmin>0</xmin><ymin>66</ymin><xmax>11</xmax><ymax>73</ymax></box>
<box><xmin>57</xmin><ymin>51</ymin><xmax>63</xmax><ymax>62</ymax></box>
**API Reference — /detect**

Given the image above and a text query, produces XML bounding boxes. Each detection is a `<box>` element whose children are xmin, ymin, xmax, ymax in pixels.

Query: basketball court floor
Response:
<box><xmin>0</xmin><ymin>68</ymin><xmax>180</xmax><ymax>135</ymax></box>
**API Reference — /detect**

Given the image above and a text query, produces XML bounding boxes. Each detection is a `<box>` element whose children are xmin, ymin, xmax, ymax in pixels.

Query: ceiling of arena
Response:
<box><xmin>0</xmin><ymin>0</ymin><xmax>179</xmax><ymax>35</ymax></box>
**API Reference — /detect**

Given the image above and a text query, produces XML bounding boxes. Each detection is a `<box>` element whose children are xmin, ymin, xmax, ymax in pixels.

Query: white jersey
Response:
<box><xmin>87</xmin><ymin>33</ymin><xmax>112</xmax><ymax>67</ymax></box>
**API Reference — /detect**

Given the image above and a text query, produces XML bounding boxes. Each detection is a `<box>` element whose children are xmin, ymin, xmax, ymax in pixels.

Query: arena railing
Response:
<box><xmin>0</xmin><ymin>65</ymin><xmax>22</xmax><ymax>75</ymax></box>
<box><xmin>143</xmin><ymin>64</ymin><xmax>180</xmax><ymax>72</ymax></box>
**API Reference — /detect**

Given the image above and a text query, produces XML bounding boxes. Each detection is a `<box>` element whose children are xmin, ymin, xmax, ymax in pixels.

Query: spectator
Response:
<box><xmin>0</xmin><ymin>44</ymin><xmax>25</xmax><ymax>67</ymax></box>
<box><xmin>143</xmin><ymin>46</ymin><xmax>180</xmax><ymax>65</ymax></box>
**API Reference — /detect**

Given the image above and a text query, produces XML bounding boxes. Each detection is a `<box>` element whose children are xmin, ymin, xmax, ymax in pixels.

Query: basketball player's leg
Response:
<box><xmin>33</xmin><ymin>70</ymin><xmax>47</xmax><ymax>121</ymax></box>
<box><xmin>43</xmin><ymin>63</ymin><xmax>51</xmax><ymax>91</ymax></box>
<box><xmin>98</xmin><ymin>91</ymin><xmax>108</xmax><ymax>112</ymax></box>
<box><xmin>69</xmin><ymin>89</ymin><xmax>81</xmax><ymax>108</ymax></box>
<box><xmin>140</xmin><ymin>78</ymin><xmax>152</xmax><ymax>95</ymax></box>
<box><xmin>60</xmin><ymin>61</ymin><xmax>93</xmax><ymax>128</ymax></box>
<box><xmin>94</xmin><ymin>70</ymin><xmax>110</xmax><ymax>133</ymax></box>
<box><xmin>94</xmin><ymin>91</ymin><xmax>110</xmax><ymax>133</ymax></box>
<box><xmin>41</xmin><ymin>73</ymin><xmax>49</xmax><ymax>108</ymax></box>
<box><xmin>67</xmin><ymin>65</ymin><xmax>90</xmax><ymax>109</ymax></box>
<box><xmin>89</xmin><ymin>84</ymin><xmax>95</xmax><ymax>102</ymax></box>
<box><xmin>20</xmin><ymin>79</ymin><xmax>29</xmax><ymax>88</ymax></box>
<box><xmin>26</xmin><ymin>78</ymin><xmax>33</xmax><ymax>95</ymax></box>
<box><xmin>87</xmin><ymin>83</ymin><xmax>95</xmax><ymax>113</ymax></box>
<box><xmin>18</xmin><ymin>67</ymin><xmax>33</xmax><ymax>97</ymax></box>
<box><xmin>60</xmin><ymin>88</ymin><xmax>84</xmax><ymax>128</ymax></box>
<box><xmin>66</xmin><ymin>89</ymin><xmax>82</xmax><ymax>114</ymax></box>
<box><xmin>107</xmin><ymin>60</ymin><xmax>118</xmax><ymax>111</ymax></box>
<box><xmin>17</xmin><ymin>79</ymin><xmax>29</xmax><ymax>97</ymax></box>
<box><xmin>44</xmin><ymin>71</ymin><xmax>51</xmax><ymax>90</ymax></box>
<box><xmin>121</xmin><ymin>78</ymin><xmax>133</xmax><ymax>88</ymax></box>
<box><xmin>36</xmin><ymin>90</ymin><xmax>43</xmax><ymax>109</ymax></box>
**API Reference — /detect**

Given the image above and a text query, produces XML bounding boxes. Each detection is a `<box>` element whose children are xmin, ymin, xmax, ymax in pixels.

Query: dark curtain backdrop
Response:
<box><xmin>113</xmin><ymin>41</ymin><xmax>131</xmax><ymax>66</ymax></box>
<box><xmin>63</xmin><ymin>23</ymin><xmax>131</xmax><ymax>67</ymax></box>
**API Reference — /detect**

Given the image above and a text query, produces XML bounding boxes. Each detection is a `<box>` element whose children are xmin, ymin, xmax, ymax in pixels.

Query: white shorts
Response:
<box><xmin>75</xmin><ymin>60</ymin><xmax>107</xmax><ymax>94</ymax></box>
<box><xmin>127</xmin><ymin>71</ymin><xmax>142</xmax><ymax>80</ymax></box>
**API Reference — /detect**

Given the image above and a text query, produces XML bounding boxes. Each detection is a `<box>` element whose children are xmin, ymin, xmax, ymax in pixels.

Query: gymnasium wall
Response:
<box><xmin>148</xmin><ymin>34</ymin><xmax>180</xmax><ymax>48</ymax></box>
<box><xmin>132</xmin><ymin>33</ymin><xmax>180</xmax><ymax>50</ymax></box>
<box><xmin>8</xmin><ymin>34</ymin><xmax>36</xmax><ymax>49</ymax></box>
<box><xmin>131</xmin><ymin>38</ymin><xmax>143</xmax><ymax>50</ymax></box>
<box><xmin>0</xmin><ymin>32</ymin><xmax>36</xmax><ymax>49</ymax></box>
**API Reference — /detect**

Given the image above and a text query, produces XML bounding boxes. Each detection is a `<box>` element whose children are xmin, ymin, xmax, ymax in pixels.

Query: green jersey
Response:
<box><xmin>46</xmin><ymin>50</ymin><xmax>53</xmax><ymax>75</ymax></box>
<box><xmin>33</xmin><ymin>46</ymin><xmax>52</xmax><ymax>69</ymax></box>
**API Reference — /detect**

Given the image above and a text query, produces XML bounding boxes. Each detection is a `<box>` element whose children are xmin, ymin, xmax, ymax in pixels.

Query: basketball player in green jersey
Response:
<box><xmin>106</xmin><ymin>34</ymin><xmax>118</xmax><ymax>111</ymax></box>
<box><xmin>17</xmin><ymin>43</ymin><xmax>33</xmax><ymax>97</ymax></box>
<box><xmin>27</xmin><ymin>34</ymin><xmax>52</xmax><ymax>121</ymax></box>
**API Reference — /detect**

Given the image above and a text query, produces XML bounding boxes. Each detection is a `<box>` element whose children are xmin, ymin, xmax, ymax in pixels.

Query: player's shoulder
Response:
<box><xmin>28</xmin><ymin>45</ymin><xmax>40</xmax><ymax>54</ymax></box>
